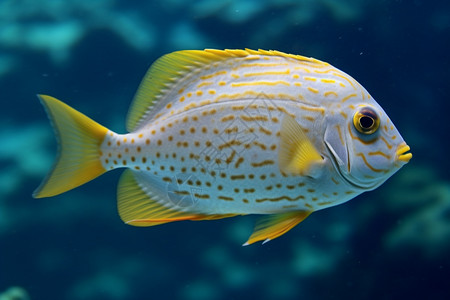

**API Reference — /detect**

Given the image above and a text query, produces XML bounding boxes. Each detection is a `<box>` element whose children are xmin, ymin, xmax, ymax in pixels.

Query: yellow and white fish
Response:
<box><xmin>34</xmin><ymin>49</ymin><xmax>412</xmax><ymax>245</ymax></box>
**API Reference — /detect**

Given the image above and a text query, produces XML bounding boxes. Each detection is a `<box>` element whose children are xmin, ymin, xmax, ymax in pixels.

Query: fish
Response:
<box><xmin>33</xmin><ymin>49</ymin><xmax>412</xmax><ymax>245</ymax></box>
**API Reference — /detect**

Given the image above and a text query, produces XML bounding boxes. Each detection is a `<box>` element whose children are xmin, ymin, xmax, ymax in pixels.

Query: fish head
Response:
<box><xmin>324</xmin><ymin>99</ymin><xmax>411</xmax><ymax>190</ymax></box>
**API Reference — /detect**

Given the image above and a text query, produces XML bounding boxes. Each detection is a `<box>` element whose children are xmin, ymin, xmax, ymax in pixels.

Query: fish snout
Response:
<box><xmin>396</xmin><ymin>142</ymin><xmax>412</xmax><ymax>163</ymax></box>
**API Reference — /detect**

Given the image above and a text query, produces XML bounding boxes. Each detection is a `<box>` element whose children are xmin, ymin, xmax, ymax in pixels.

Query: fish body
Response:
<box><xmin>34</xmin><ymin>49</ymin><xmax>412</xmax><ymax>245</ymax></box>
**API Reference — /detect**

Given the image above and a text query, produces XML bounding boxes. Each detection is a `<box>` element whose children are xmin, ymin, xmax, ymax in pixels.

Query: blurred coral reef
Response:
<box><xmin>384</xmin><ymin>166</ymin><xmax>450</xmax><ymax>257</ymax></box>
<box><xmin>0</xmin><ymin>287</ymin><xmax>29</xmax><ymax>300</ymax></box>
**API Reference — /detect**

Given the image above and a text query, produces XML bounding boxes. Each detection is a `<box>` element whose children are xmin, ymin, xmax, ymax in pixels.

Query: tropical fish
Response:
<box><xmin>33</xmin><ymin>49</ymin><xmax>412</xmax><ymax>245</ymax></box>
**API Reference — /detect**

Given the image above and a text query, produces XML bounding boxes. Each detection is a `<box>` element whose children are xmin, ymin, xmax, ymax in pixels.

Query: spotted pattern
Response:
<box><xmin>98</xmin><ymin>49</ymin><xmax>409</xmax><ymax>215</ymax></box>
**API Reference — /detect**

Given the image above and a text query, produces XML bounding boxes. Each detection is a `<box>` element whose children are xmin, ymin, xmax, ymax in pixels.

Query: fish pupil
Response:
<box><xmin>359</xmin><ymin>116</ymin><xmax>374</xmax><ymax>129</ymax></box>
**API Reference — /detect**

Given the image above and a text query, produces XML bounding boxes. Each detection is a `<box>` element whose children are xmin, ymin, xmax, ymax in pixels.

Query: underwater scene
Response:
<box><xmin>1</xmin><ymin>0</ymin><xmax>449</xmax><ymax>299</ymax></box>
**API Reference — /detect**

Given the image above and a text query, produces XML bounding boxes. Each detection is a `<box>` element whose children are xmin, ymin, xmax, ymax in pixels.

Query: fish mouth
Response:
<box><xmin>396</xmin><ymin>143</ymin><xmax>412</xmax><ymax>163</ymax></box>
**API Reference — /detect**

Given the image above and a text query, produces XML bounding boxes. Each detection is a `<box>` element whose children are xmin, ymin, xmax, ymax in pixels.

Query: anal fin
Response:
<box><xmin>118</xmin><ymin>170</ymin><xmax>235</xmax><ymax>226</ymax></box>
<box><xmin>243</xmin><ymin>211</ymin><xmax>311</xmax><ymax>246</ymax></box>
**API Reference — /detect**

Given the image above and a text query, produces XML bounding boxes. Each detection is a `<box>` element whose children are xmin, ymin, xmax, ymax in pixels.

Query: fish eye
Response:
<box><xmin>353</xmin><ymin>107</ymin><xmax>380</xmax><ymax>134</ymax></box>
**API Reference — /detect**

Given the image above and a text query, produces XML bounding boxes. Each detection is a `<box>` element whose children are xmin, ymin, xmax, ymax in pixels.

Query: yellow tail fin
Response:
<box><xmin>33</xmin><ymin>95</ymin><xmax>109</xmax><ymax>198</ymax></box>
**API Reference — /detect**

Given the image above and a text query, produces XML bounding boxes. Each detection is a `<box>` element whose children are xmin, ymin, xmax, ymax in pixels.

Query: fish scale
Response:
<box><xmin>33</xmin><ymin>49</ymin><xmax>412</xmax><ymax>245</ymax></box>
<box><xmin>102</xmin><ymin>100</ymin><xmax>344</xmax><ymax>214</ymax></box>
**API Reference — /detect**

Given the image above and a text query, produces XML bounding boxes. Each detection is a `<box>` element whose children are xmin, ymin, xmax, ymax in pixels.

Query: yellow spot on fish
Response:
<box><xmin>218</xmin><ymin>139</ymin><xmax>241</xmax><ymax>150</ymax></box>
<box><xmin>259</xmin><ymin>127</ymin><xmax>272</xmax><ymax>135</ymax></box>
<box><xmin>251</xmin><ymin>160</ymin><xmax>274</xmax><ymax>167</ymax></box>
<box><xmin>341</xmin><ymin>93</ymin><xmax>357</xmax><ymax>102</ymax></box>
<box><xmin>235</xmin><ymin>157</ymin><xmax>244</xmax><ymax>168</ymax></box>
<box><xmin>324</xmin><ymin>91</ymin><xmax>338</xmax><ymax>97</ymax></box>
<box><xmin>200</xmin><ymin>70</ymin><xmax>227</xmax><ymax>80</ymax></box>
<box><xmin>307</xmin><ymin>87</ymin><xmax>319</xmax><ymax>94</ymax></box>
<box><xmin>231</xmin><ymin>80</ymin><xmax>290</xmax><ymax>87</ymax></box>
<box><xmin>221</xmin><ymin>115</ymin><xmax>235</xmax><ymax>122</ymax></box>
<box><xmin>255</xmin><ymin>194</ymin><xmax>305</xmax><ymax>203</ymax></box>
<box><xmin>380</xmin><ymin>136</ymin><xmax>393</xmax><ymax>149</ymax></box>
<box><xmin>241</xmin><ymin>115</ymin><xmax>268</xmax><ymax>122</ymax></box>
<box><xmin>253</xmin><ymin>141</ymin><xmax>267</xmax><ymax>150</ymax></box>
<box><xmin>231</xmin><ymin>174</ymin><xmax>246</xmax><ymax>180</ymax></box>
<box><xmin>197</xmin><ymin>81</ymin><xmax>212</xmax><ymax>88</ymax></box>
<box><xmin>356</xmin><ymin>152</ymin><xmax>386</xmax><ymax>173</ymax></box>
<box><xmin>243</xmin><ymin>70</ymin><xmax>290</xmax><ymax>77</ymax></box>
<box><xmin>368</xmin><ymin>151</ymin><xmax>391</xmax><ymax>159</ymax></box>
<box><xmin>232</xmin><ymin>105</ymin><xmax>245</xmax><ymax>111</ymax></box>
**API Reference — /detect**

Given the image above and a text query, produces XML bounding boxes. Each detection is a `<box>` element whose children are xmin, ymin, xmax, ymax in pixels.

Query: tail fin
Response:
<box><xmin>33</xmin><ymin>95</ymin><xmax>109</xmax><ymax>198</ymax></box>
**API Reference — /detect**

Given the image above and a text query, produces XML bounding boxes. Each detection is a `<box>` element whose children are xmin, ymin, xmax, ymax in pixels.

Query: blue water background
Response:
<box><xmin>1</xmin><ymin>0</ymin><xmax>449</xmax><ymax>299</ymax></box>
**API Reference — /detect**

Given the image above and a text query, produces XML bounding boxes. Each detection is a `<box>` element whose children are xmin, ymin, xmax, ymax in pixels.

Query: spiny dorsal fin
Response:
<box><xmin>126</xmin><ymin>49</ymin><xmax>328</xmax><ymax>132</ymax></box>
<box><xmin>117</xmin><ymin>170</ymin><xmax>235</xmax><ymax>226</ymax></box>
<box><xmin>126</xmin><ymin>49</ymin><xmax>245</xmax><ymax>132</ymax></box>
<box><xmin>278</xmin><ymin>114</ymin><xmax>324</xmax><ymax>176</ymax></box>
<box><xmin>243</xmin><ymin>211</ymin><xmax>311</xmax><ymax>246</ymax></box>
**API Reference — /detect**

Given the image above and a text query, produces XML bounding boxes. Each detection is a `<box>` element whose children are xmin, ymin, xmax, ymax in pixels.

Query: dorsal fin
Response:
<box><xmin>126</xmin><ymin>49</ymin><xmax>246</xmax><ymax>132</ymax></box>
<box><xmin>126</xmin><ymin>49</ymin><xmax>327</xmax><ymax>132</ymax></box>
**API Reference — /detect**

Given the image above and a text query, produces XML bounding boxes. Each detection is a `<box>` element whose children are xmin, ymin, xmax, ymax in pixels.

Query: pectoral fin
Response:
<box><xmin>243</xmin><ymin>211</ymin><xmax>311</xmax><ymax>246</ymax></box>
<box><xmin>278</xmin><ymin>114</ymin><xmax>323</xmax><ymax>176</ymax></box>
